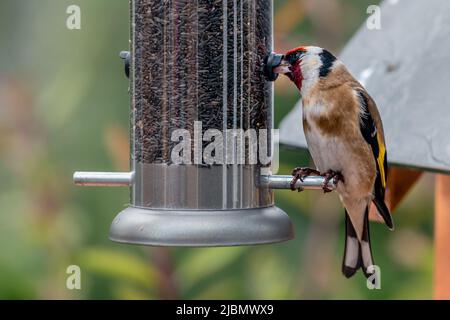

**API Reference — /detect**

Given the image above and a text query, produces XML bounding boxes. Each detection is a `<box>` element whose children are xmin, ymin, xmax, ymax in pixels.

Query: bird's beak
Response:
<box><xmin>273</xmin><ymin>59</ymin><xmax>291</xmax><ymax>74</ymax></box>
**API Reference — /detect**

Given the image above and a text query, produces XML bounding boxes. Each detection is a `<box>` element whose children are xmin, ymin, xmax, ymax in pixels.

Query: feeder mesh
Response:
<box><xmin>132</xmin><ymin>0</ymin><xmax>272</xmax><ymax>164</ymax></box>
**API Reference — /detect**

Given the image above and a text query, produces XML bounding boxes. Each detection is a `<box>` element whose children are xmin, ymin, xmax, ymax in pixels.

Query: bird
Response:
<box><xmin>272</xmin><ymin>45</ymin><xmax>394</xmax><ymax>279</ymax></box>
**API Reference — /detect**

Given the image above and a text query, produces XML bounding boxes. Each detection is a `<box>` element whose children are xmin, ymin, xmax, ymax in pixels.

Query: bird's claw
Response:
<box><xmin>321</xmin><ymin>170</ymin><xmax>344</xmax><ymax>193</ymax></box>
<box><xmin>290</xmin><ymin>167</ymin><xmax>343</xmax><ymax>193</ymax></box>
<box><xmin>290</xmin><ymin>167</ymin><xmax>321</xmax><ymax>191</ymax></box>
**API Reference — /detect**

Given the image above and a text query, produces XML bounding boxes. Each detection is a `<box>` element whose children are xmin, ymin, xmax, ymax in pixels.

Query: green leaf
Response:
<box><xmin>79</xmin><ymin>247</ymin><xmax>156</xmax><ymax>289</ymax></box>
<box><xmin>176</xmin><ymin>247</ymin><xmax>246</xmax><ymax>290</ymax></box>
<box><xmin>112</xmin><ymin>283</ymin><xmax>155</xmax><ymax>300</ymax></box>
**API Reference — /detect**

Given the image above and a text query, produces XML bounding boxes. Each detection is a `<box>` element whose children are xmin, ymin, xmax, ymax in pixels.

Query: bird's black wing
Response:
<box><xmin>357</xmin><ymin>90</ymin><xmax>393</xmax><ymax>230</ymax></box>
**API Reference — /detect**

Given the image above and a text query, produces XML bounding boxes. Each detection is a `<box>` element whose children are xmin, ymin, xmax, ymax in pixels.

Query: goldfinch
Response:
<box><xmin>274</xmin><ymin>46</ymin><xmax>394</xmax><ymax>279</ymax></box>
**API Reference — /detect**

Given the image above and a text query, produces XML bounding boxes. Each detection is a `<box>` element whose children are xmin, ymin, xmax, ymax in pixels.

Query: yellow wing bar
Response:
<box><xmin>376</xmin><ymin>133</ymin><xmax>387</xmax><ymax>188</ymax></box>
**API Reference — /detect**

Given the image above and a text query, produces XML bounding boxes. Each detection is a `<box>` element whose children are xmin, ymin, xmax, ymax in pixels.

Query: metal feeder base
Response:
<box><xmin>109</xmin><ymin>206</ymin><xmax>294</xmax><ymax>247</ymax></box>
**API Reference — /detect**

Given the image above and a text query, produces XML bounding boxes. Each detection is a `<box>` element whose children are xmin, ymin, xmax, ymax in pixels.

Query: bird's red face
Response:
<box><xmin>274</xmin><ymin>46</ymin><xmax>307</xmax><ymax>90</ymax></box>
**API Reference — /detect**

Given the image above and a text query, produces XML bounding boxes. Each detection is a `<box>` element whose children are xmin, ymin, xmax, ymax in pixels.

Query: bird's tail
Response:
<box><xmin>342</xmin><ymin>208</ymin><xmax>374</xmax><ymax>279</ymax></box>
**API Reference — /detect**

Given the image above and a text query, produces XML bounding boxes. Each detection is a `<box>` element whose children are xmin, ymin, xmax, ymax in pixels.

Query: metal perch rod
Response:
<box><xmin>73</xmin><ymin>171</ymin><xmax>335</xmax><ymax>190</ymax></box>
<box><xmin>73</xmin><ymin>172</ymin><xmax>134</xmax><ymax>187</ymax></box>
<box><xmin>259</xmin><ymin>175</ymin><xmax>336</xmax><ymax>190</ymax></box>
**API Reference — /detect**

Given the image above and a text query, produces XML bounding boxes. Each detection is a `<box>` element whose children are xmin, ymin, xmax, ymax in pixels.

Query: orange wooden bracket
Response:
<box><xmin>434</xmin><ymin>174</ymin><xmax>450</xmax><ymax>300</ymax></box>
<box><xmin>369</xmin><ymin>167</ymin><xmax>423</xmax><ymax>222</ymax></box>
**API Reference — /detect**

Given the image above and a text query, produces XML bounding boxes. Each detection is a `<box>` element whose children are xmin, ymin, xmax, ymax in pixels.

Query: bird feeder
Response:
<box><xmin>74</xmin><ymin>0</ymin><xmax>333</xmax><ymax>247</ymax></box>
<box><xmin>279</xmin><ymin>0</ymin><xmax>450</xmax><ymax>298</ymax></box>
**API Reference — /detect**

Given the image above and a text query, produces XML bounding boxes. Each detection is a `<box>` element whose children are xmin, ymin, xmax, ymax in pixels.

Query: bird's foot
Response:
<box><xmin>290</xmin><ymin>167</ymin><xmax>321</xmax><ymax>191</ymax></box>
<box><xmin>321</xmin><ymin>170</ymin><xmax>344</xmax><ymax>193</ymax></box>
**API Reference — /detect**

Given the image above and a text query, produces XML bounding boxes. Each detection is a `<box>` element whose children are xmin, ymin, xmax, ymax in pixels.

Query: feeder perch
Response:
<box><xmin>74</xmin><ymin>0</ymin><xmax>334</xmax><ymax>247</ymax></box>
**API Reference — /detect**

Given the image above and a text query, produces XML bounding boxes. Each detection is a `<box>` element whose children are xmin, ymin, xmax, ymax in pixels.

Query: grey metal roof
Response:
<box><xmin>279</xmin><ymin>0</ymin><xmax>450</xmax><ymax>173</ymax></box>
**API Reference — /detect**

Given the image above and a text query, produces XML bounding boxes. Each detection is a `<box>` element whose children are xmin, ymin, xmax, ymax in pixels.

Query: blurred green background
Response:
<box><xmin>0</xmin><ymin>0</ymin><xmax>434</xmax><ymax>299</ymax></box>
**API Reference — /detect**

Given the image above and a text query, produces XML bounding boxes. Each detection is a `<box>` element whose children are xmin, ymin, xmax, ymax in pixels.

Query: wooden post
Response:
<box><xmin>434</xmin><ymin>174</ymin><xmax>450</xmax><ymax>299</ymax></box>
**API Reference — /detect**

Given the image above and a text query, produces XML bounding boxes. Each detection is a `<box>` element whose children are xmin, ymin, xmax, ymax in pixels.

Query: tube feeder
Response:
<box><xmin>74</xmin><ymin>0</ymin><xmax>334</xmax><ymax>247</ymax></box>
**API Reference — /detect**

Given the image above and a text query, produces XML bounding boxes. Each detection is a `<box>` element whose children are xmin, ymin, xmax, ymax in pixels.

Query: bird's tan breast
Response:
<box><xmin>302</xmin><ymin>84</ymin><xmax>376</xmax><ymax>197</ymax></box>
<box><xmin>303</xmin><ymin>83</ymin><xmax>360</xmax><ymax>138</ymax></box>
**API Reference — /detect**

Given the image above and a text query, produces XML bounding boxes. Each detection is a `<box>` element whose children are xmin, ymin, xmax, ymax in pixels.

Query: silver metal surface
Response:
<box><xmin>260</xmin><ymin>175</ymin><xmax>336</xmax><ymax>190</ymax></box>
<box><xmin>109</xmin><ymin>205</ymin><xmax>294</xmax><ymax>246</ymax></box>
<box><xmin>73</xmin><ymin>171</ymin><xmax>134</xmax><ymax>187</ymax></box>
<box><xmin>279</xmin><ymin>0</ymin><xmax>450</xmax><ymax>173</ymax></box>
<box><xmin>132</xmin><ymin>163</ymin><xmax>273</xmax><ymax>209</ymax></box>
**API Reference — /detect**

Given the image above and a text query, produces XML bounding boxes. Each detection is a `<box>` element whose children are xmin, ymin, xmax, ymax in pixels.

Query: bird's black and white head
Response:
<box><xmin>274</xmin><ymin>46</ymin><xmax>339</xmax><ymax>95</ymax></box>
